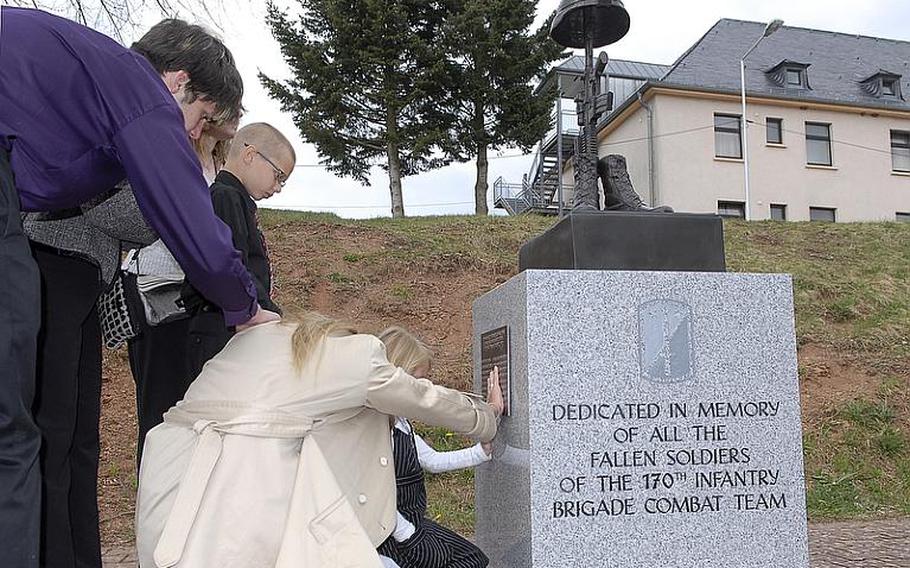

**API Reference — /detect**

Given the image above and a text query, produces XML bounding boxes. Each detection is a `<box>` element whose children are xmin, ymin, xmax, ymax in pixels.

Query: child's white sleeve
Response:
<box><xmin>392</xmin><ymin>511</ymin><xmax>416</xmax><ymax>542</ymax></box>
<box><xmin>414</xmin><ymin>433</ymin><xmax>491</xmax><ymax>474</ymax></box>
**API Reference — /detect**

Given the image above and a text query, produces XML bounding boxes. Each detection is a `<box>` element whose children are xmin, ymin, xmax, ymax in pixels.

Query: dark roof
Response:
<box><xmin>661</xmin><ymin>19</ymin><xmax>910</xmax><ymax>112</ymax></box>
<box><xmin>554</xmin><ymin>56</ymin><xmax>669</xmax><ymax>80</ymax></box>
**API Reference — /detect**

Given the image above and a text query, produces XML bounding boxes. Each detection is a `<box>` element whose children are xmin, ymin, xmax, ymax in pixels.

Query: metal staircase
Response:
<box><xmin>493</xmin><ymin>109</ymin><xmax>577</xmax><ymax>216</ymax></box>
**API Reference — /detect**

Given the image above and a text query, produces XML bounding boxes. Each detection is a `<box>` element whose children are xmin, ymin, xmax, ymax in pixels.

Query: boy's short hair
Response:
<box><xmin>231</xmin><ymin>123</ymin><xmax>296</xmax><ymax>165</ymax></box>
<box><xmin>132</xmin><ymin>19</ymin><xmax>243</xmax><ymax>120</ymax></box>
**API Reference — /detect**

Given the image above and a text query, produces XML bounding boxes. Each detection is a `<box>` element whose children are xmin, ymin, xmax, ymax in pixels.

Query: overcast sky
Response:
<box><xmin>139</xmin><ymin>0</ymin><xmax>910</xmax><ymax>218</ymax></box>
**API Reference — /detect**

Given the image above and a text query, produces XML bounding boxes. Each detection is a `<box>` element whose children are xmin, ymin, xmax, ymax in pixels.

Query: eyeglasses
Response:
<box><xmin>244</xmin><ymin>143</ymin><xmax>288</xmax><ymax>187</ymax></box>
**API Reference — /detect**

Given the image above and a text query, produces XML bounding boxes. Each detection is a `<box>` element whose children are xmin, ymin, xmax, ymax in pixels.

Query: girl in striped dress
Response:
<box><xmin>377</xmin><ymin>327</ymin><xmax>496</xmax><ymax>568</ymax></box>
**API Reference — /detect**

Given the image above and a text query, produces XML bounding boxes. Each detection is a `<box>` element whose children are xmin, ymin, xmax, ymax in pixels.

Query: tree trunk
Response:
<box><xmin>387</xmin><ymin>143</ymin><xmax>405</xmax><ymax>218</ymax></box>
<box><xmin>472</xmin><ymin>102</ymin><xmax>488</xmax><ymax>216</ymax></box>
<box><xmin>386</xmin><ymin>110</ymin><xmax>405</xmax><ymax>218</ymax></box>
<box><xmin>474</xmin><ymin>142</ymin><xmax>489</xmax><ymax>216</ymax></box>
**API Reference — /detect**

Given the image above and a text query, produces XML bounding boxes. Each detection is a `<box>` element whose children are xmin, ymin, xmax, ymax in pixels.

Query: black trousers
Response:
<box><xmin>31</xmin><ymin>245</ymin><xmax>102</xmax><ymax>568</ymax></box>
<box><xmin>128</xmin><ymin>310</ymin><xmax>232</xmax><ymax>466</ymax></box>
<box><xmin>128</xmin><ymin>318</ymin><xmax>192</xmax><ymax>465</ymax></box>
<box><xmin>186</xmin><ymin>310</ymin><xmax>233</xmax><ymax>380</ymax></box>
<box><xmin>0</xmin><ymin>147</ymin><xmax>42</xmax><ymax>567</ymax></box>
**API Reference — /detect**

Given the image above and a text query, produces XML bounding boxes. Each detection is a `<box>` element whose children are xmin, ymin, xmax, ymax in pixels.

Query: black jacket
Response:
<box><xmin>184</xmin><ymin>170</ymin><xmax>281</xmax><ymax>316</ymax></box>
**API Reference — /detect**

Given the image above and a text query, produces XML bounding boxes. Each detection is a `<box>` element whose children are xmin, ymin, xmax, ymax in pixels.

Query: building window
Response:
<box><xmin>714</xmin><ymin>114</ymin><xmax>742</xmax><ymax>159</ymax></box>
<box><xmin>786</xmin><ymin>69</ymin><xmax>804</xmax><ymax>87</ymax></box>
<box><xmin>806</xmin><ymin>122</ymin><xmax>833</xmax><ymax>166</ymax></box>
<box><xmin>767</xmin><ymin>61</ymin><xmax>811</xmax><ymax>90</ymax></box>
<box><xmin>718</xmin><ymin>201</ymin><xmax>745</xmax><ymax>219</ymax></box>
<box><xmin>770</xmin><ymin>204</ymin><xmax>787</xmax><ymax>221</ymax></box>
<box><xmin>891</xmin><ymin>130</ymin><xmax>910</xmax><ymax>172</ymax></box>
<box><xmin>766</xmin><ymin>118</ymin><xmax>783</xmax><ymax>144</ymax></box>
<box><xmin>897</xmin><ymin>212</ymin><xmax>910</xmax><ymax>223</ymax></box>
<box><xmin>809</xmin><ymin>207</ymin><xmax>836</xmax><ymax>222</ymax></box>
<box><xmin>860</xmin><ymin>72</ymin><xmax>903</xmax><ymax>99</ymax></box>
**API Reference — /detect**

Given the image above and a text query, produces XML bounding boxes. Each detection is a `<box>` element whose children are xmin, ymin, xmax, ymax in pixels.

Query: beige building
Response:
<box><xmin>498</xmin><ymin>19</ymin><xmax>910</xmax><ymax>222</ymax></box>
<box><xmin>597</xmin><ymin>87</ymin><xmax>910</xmax><ymax>222</ymax></box>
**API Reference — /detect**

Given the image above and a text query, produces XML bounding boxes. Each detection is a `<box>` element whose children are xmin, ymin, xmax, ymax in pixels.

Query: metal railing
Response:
<box><xmin>541</xmin><ymin>107</ymin><xmax>579</xmax><ymax>150</ymax></box>
<box><xmin>493</xmin><ymin>102</ymin><xmax>581</xmax><ymax>215</ymax></box>
<box><xmin>493</xmin><ymin>176</ymin><xmax>574</xmax><ymax>215</ymax></box>
<box><xmin>493</xmin><ymin>177</ymin><xmax>528</xmax><ymax>215</ymax></box>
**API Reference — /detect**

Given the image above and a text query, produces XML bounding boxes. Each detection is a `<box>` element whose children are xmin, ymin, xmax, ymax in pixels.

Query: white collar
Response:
<box><xmin>394</xmin><ymin>417</ymin><xmax>411</xmax><ymax>434</ymax></box>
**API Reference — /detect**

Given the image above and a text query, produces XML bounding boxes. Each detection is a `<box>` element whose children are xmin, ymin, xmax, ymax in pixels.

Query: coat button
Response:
<box><xmin>380</xmin><ymin>457</ymin><xmax>389</xmax><ymax>467</ymax></box>
<box><xmin>358</xmin><ymin>494</ymin><xmax>368</xmax><ymax>504</ymax></box>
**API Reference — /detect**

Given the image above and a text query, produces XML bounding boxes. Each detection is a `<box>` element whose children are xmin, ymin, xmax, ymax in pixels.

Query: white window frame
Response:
<box><xmin>770</xmin><ymin>204</ymin><xmax>787</xmax><ymax>221</ymax></box>
<box><xmin>714</xmin><ymin>113</ymin><xmax>743</xmax><ymax>159</ymax></box>
<box><xmin>806</xmin><ymin>122</ymin><xmax>833</xmax><ymax>166</ymax></box>
<box><xmin>717</xmin><ymin>200</ymin><xmax>746</xmax><ymax>219</ymax></box>
<box><xmin>809</xmin><ymin>207</ymin><xmax>836</xmax><ymax>223</ymax></box>
<box><xmin>766</xmin><ymin>118</ymin><xmax>783</xmax><ymax>145</ymax></box>
<box><xmin>890</xmin><ymin>130</ymin><xmax>910</xmax><ymax>172</ymax></box>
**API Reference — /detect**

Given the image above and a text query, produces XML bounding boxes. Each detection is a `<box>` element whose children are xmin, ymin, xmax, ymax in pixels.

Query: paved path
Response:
<box><xmin>102</xmin><ymin>518</ymin><xmax>910</xmax><ymax>567</ymax></box>
<box><xmin>807</xmin><ymin>518</ymin><xmax>910</xmax><ymax>568</ymax></box>
<box><xmin>101</xmin><ymin>546</ymin><xmax>136</xmax><ymax>568</ymax></box>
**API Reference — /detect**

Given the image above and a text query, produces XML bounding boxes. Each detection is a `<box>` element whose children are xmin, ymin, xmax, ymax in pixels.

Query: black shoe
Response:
<box><xmin>599</xmin><ymin>154</ymin><xmax>674</xmax><ymax>213</ymax></box>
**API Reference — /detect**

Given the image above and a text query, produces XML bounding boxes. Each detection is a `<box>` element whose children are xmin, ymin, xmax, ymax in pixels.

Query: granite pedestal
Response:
<box><xmin>473</xmin><ymin>270</ymin><xmax>808</xmax><ymax>568</ymax></box>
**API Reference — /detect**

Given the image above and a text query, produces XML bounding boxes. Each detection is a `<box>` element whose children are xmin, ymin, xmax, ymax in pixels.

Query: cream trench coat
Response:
<box><xmin>135</xmin><ymin>322</ymin><xmax>496</xmax><ymax>568</ymax></box>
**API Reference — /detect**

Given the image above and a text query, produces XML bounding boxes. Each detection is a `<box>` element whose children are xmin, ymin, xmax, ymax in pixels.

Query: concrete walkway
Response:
<box><xmin>101</xmin><ymin>546</ymin><xmax>136</xmax><ymax>568</ymax></box>
<box><xmin>808</xmin><ymin>518</ymin><xmax>910</xmax><ymax>568</ymax></box>
<box><xmin>103</xmin><ymin>517</ymin><xmax>910</xmax><ymax>567</ymax></box>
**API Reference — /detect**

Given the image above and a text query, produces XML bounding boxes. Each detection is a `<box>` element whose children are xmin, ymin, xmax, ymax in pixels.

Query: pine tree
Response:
<box><xmin>444</xmin><ymin>1</ymin><xmax>565</xmax><ymax>215</ymax></box>
<box><xmin>261</xmin><ymin>0</ymin><xmax>457</xmax><ymax>218</ymax></box>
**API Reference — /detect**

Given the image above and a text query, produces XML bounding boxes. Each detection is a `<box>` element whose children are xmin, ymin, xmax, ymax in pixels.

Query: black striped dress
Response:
<box><xmin>377</xmin><ymin>424</ymin><xmax>489</xmax><ymax>568</ymax></box>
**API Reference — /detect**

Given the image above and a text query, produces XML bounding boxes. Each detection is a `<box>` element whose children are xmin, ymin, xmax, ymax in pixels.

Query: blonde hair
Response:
<box><xmin>192</xmin><ymin>133</ymin><xmax>230</xmax><ymax>176</ymax></box>
<box><xmin>378</xmin><ymin>326</ymin><xmax>432</xmax><ymax>375</ymax></box>
<box><xmin>290</xmin><ymin>312</ymin><xmax>358</xmax><ymax>372</ymax></box>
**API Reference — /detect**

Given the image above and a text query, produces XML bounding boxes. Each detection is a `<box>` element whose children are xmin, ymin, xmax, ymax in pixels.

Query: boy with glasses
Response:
<box><xmin>181</xmin><ymin>123</ymin><xmax>296</xmax><ymax>380</ymax></box>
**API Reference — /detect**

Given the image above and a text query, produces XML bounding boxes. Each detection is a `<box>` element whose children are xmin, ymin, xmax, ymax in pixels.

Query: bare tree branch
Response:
<box><xmin>1</xmin><ymin>0</ymin><xmax>226</xmax><ymax>37</ymax></box>
<box><xmin>97</xmin><ymin>0</ymin><xmax>124</xmax><ymax>42</ymax></box>
<box><xmin>68</xmin><ymin>0</ymin><xmax>89</xmax><ymax>25</ymax></box>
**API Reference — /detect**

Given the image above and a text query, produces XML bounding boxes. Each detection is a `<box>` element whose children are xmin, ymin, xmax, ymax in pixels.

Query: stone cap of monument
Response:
<box><xmin>518</xmin><ymin>211</ymin><xmax>726</xmax><ymax>272</ymax></box>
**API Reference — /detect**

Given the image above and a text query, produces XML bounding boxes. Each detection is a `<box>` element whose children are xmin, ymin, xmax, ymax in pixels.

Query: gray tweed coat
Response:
<box><xmin>22</xmin><ymin>184</ymin><xmax>158</xmax><ymax>287</ymax></box>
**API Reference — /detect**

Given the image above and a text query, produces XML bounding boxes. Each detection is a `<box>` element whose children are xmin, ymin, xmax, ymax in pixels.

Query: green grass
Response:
<box><xmin>259</xmin><ymin>209</ymin><xmax>347</xmax><ymax>227</ymax></box>
<box><xmin>389</xmin><ymin>283</ymin><xmax>413</xmax><ymax>300</ymax></box>
<box><xmin>724</xmin><ymin>220</ymin><xmax>910</xmax><ymax>363</ymax></box>
<box><xmin>359</xmin><ymin>214</ymin><xmax>554</xmax><ymax>269</ymax></box>
<box><xmin>805</xmin><ymin>378</ymin><xmax>910</xmax><ymax>519</ymax></box>
<box><xmin>326</xmin><ymin>272</ymin><xmax>353</xmax><ymax>284</ymax></box>
<box><xmin>261</xmin><ymin>212</ymin><xmax>910</xmax><ymax>360</ymax></box>
<box><xmin>416</xmin><ymin>425</ymin><xmax>480</xmax><ymax>535</ymax></box>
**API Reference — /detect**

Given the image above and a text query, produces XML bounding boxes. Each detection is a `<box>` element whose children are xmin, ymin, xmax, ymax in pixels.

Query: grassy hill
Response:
<box><xmin>97</xmin><ymin>212</ymin><xmax>910</xmax><ymax>543</ymax></box>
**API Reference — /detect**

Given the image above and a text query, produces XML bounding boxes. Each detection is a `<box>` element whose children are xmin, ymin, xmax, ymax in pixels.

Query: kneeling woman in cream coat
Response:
<box><xmin>136</xmin><ymin>314</ymin><xmax>502</xmax><ymax>568</ymax></box>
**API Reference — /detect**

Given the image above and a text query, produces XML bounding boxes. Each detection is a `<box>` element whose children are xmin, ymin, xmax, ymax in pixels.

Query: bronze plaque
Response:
<box><xmin>481</xmin><ymin>326</ymin><xmax>511</xmax><ymax>416</ymax></box>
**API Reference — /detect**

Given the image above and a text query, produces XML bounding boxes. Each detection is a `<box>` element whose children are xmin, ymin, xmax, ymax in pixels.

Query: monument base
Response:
<box><xmin>473</xmin><ymin>270</ymin><xmax>808</xmax><ymax>568</ymax></box>
<box><xmin>518</xmin><ymin>211</ymin><xmax>726</xmax><ymax>272</ymax></box>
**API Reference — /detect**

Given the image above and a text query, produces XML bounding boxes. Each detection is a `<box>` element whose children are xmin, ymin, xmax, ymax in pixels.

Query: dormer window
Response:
<box><xmin>860</xmin><ymin>71</ymin><xmax>903</xmax><ymax>100</ymax></box>
<box><xmin>765</xmin><ymin>60</ymin><xmax>811</xmax><ymax>90</ymax></box>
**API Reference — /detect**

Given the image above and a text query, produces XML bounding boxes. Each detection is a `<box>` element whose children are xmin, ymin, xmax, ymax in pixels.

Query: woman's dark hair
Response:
<box><xmin>132</xmin><ymin>19</ymin><xmax>243</xmax><ymax>118</ymax></box>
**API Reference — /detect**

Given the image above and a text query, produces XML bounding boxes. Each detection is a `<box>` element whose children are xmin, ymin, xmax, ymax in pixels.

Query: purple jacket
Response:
<box><xmin>0</xmin><ymin>7</ymin><xmax>257</xmax><ymax>324</ymax></box>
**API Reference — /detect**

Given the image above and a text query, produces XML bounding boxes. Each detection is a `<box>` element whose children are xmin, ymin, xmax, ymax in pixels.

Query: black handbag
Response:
<box><xmin>98</xmin><ymin>269</ymin><xmax>145</xmax><ymax>349</ymax></box>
